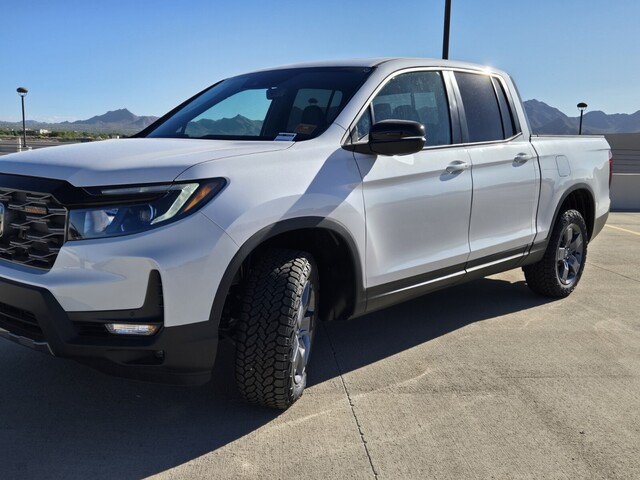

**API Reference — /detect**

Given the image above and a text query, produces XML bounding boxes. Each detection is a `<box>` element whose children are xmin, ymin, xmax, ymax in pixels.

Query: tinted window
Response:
<box><xmin>493</xmin><ymin>77</ymin><xmax>516</xmax><ymax>138</ymax></box>
<box><xmin>455</xmin><ymin>72</ymin><xmax>503</xmax><ymax>143</ymax></box>
<box><xmin>286</xmin><ymin>88</ymin><xmax>343</xmax><ymax>133</ymax></box>
<box><xmin>358</xmin><ymin>71</ymin><xmax>451</xmax><ymax>146</ymax></box>
<box><xmin>147</xmin><ymin>67</ymin><xmax>372</xmax><ymax>141</ymax></box>
<box><xmin>185</xmin><ymin>89</ymin><xmax>269</xmax><ymax>137</ymax></box>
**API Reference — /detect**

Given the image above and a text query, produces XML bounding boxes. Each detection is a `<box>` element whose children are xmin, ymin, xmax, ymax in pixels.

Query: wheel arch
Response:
<box><xmin>552</xmin><ymin>184</ymin><xmax>596</xmax><ymax>241</ymax></box>
<box><xmin>210</xmin><ymin>217</ymin><xmax>366</xmax><ymax>334</ymax></box>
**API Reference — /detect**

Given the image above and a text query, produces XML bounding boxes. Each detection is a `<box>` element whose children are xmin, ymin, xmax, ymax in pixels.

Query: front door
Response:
<box><xmin>350</xmin><ymin>70</ymin><xmax>473</xmax><ymax>311</ymax></box>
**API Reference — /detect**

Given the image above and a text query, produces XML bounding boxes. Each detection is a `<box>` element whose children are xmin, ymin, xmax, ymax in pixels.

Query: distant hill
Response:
<box><xmin>524</xmin><ymin>100</ymin><xmax>640</xmax><ymax>135</ymax></box>
<box><xmin>67</xmin><ymin>108</ymin><xmax>141</xmax><ymax>125</ymax></box>
<box><xmin>186</xmin><ymin>115</ymin><xmax>263</xmax><ymax>137</ymax></box>
<box><xmin>0</xmin><ymin>109</ymin><xmax>158</xmax><ymax>135</ymax></box>
<box><xmin>59</xmin><ymin>108</ymin><xmax>159</xmax><ymax>133</ymax></box>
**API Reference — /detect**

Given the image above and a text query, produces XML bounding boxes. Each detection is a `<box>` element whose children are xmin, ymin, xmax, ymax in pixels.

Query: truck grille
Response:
<box><xmin>0</xmin><ymin>189</ymin><xmax>68</xmax><ymax>270</ymax></box>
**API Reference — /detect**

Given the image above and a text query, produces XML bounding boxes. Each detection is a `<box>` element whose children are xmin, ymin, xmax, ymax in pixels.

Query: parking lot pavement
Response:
<box><xmin>0</xmin><ymin>213</ymin><xmax>638</xmax><ymax>479</ymax></box>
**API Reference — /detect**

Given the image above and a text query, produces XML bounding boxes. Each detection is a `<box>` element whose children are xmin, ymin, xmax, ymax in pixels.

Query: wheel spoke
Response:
<box><xmin>560</xmin><ymin>260</ymin><xmax>570</xmax><ymax>282</ymax></box>
<box><xmin>293</xmin><ymin>340</ymin><xmax>306</xmax><ymax>383</ymax></box>
<box><xmin>567</xmin><ymin>255</ymin><xmax>580</xmax><ymax>275</ymax></box>
<box><xmin>563</xmin><ymin>227</ymin><xmax>573</xmax><ymax>248</ymax></box>
<box><xmin>301</xmin><ymin>283</ymin><xmax>311</xmax><ymax>311</ymax></box>
<box><xmin>293</xmin><ymin>278</ymin><xmax>316</xmax><ymax>385</ymax></box>
<box><xmin>569</xmin><ymin>234</ymin><xmax>583</xmax><ymax>253</ymax></box>
<box><xmin>557</xmin><ymin>247</ymin><xmax>567</xmax><ymax>262</ymax></box>
<box><xmin>297</xmin><ymin>339</ymin><xmax>307</xmax><ymax>365</ymax></box>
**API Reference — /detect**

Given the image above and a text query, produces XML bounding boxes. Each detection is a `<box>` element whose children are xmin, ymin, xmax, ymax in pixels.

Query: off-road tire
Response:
<box><xmin>523</xmin><ymin>209</ymin><xmax>588</xmax><ymax>298</ymax></box>
<box><xmin>235</xmin><ymin>248</ymin><xmax>318</xmax><ymax>410</ymax></box>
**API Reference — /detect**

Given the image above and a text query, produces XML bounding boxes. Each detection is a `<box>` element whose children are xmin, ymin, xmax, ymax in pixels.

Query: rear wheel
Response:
<box><xmin>235</xmin><ymin>248</ymin><xmax>318</xmax><ymax>409</ymax></box>
<box><xmin>523</xmin><ymin>209</ymin><xmax>588</xmax><ymax>298</ymax></box>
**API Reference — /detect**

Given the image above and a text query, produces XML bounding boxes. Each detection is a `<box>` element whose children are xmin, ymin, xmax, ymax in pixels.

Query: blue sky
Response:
<box><xmin>1</xmin><ymin>0</ymin><xmax>638</xmax><ymax>122</ymax></box>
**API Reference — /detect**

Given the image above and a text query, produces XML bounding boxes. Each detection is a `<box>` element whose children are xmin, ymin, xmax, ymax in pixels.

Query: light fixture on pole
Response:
<box><xmin>577</xmin><ymin>102</ymin><xmax>587</xmax><ymax>135</ymax></box>
<box><xmin>16</xmin><ymin>87</ymin><xmax>28</xmax><ymax>148</ymax></box>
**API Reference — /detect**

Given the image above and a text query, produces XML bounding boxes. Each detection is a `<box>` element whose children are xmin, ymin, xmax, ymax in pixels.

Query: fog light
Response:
<box><xmin>105</xmin><ymin>323</ymin><xmax>160</xmax><ymax>336</ymax></box>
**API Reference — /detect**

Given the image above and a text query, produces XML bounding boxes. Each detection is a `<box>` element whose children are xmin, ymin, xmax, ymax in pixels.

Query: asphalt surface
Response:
<box><xmin>0</xmin><ymin>140</ymin><xmax>71</xmax><ymax>155</ymax></box>
<box><xmin>0</xmin><ymin>213</ymin><xmax>638</xmax><ymax>479</ymax></box>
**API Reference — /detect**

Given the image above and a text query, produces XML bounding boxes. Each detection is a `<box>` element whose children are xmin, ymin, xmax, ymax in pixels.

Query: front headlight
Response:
<box><xmin>67</xmin><ymin>178</ymin><xmax>226</xmax><ymax>241</ymax></box>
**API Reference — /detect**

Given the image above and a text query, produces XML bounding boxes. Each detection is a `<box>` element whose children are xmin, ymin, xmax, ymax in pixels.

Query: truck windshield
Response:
<box><xmin>145</xmin><ymin>67</ymin><xmax>373</xmax><ymax>141</ymax></box>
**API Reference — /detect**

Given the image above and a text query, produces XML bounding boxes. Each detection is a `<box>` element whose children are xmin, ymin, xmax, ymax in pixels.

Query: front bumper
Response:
<box><xmin>0</xmin><ymin>174</ymin><xmax>240</xmax><ymax>384</ymax></box>
<box><xmin>0</xmin><ymin>273</ymin><xmax>218</xmax><ymax>385</ymax></box>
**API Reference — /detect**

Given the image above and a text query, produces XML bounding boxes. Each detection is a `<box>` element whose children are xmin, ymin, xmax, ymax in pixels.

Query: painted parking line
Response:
<box><xmin>605</xmin><ymin>224</ymin><xmax>640</xmax><ymax>236</ymax></box>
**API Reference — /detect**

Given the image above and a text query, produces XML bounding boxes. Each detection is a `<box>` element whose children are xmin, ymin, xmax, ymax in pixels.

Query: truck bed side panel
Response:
<box><xmin>529</xmin><ymin>135</ymin><xmax>610</xmax><ymax>243</ymax></box>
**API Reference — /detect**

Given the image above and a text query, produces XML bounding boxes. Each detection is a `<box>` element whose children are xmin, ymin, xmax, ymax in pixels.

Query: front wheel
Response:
<box><xmin>523</xmin><ymin>209</ymin><xmax>588</xmax><ymax>298</ymax></box>
<box><xmin>235</xmin><ymin>248</ymin><xmax>318</xmax><ymax>410</ymax></box>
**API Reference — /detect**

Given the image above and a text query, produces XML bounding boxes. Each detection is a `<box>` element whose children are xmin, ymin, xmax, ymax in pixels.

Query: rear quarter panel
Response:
<box><xmin>530</xmin><ymin>135</ymin><xmax>610</xmax><ymax>242</ymax></box>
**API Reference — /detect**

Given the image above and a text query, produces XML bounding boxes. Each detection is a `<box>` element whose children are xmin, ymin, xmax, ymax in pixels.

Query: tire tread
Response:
<box><xmin>523</xmin><ymin>209</ymin><xmax>588</xmax><ymax>298</ymax></box>
<box><xmin>235</xmin><ymin>248</ymin><xmax>314</xmax><ymax>409</ymax></box>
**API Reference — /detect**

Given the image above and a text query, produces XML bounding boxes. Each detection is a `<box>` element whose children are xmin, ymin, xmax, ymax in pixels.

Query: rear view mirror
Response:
<box><xmin>369</xmin><ymin>120</ymin><xmax>425</xmax><ymax>156</ymax></box>
<box><xmin>344</xmin><ymin>120</ymin><xmax>425</xmax><ymax>156</ymax></box>
<box><xmin>266</xmin><ymin>87</ymin><xmax>287</xmax><ymax>100</ymax></box>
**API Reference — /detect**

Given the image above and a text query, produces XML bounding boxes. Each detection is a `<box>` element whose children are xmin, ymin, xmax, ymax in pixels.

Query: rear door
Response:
<box><xmin>453</xmin><ymin>71</ymin><xmax>539</xmax><ymax>264</ymax></box>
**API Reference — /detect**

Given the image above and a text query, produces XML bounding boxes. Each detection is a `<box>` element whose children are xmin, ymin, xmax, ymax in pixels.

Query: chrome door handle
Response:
<box><xmin>446</xmin><ymin>161</ymin><xmax>470</xmax><ymax>174</ymax></box>
<box><xmin>514</xmin><ymin>153</ymin><xmax>531</xmax><ymax>163</ymax></box>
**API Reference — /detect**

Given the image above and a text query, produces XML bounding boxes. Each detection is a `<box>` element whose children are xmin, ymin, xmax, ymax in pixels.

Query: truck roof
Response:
<box><xmin>244</xmin><ymin>57</ymin><xmax>505</xmax><ymax>76</ymax></box>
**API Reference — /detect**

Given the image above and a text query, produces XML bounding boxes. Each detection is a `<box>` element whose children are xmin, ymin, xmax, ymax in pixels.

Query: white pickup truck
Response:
<box><xmin>0</xmin><ymin>58</ymin><xmax>610</xmax><ymax>409</ymax></box>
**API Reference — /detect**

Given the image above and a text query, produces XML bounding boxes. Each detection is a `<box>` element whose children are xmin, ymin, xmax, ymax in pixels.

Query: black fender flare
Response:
<box><xmin>549</xmin><ymin>183</ymin><xmax>596</xmax><ymax>239</ymax></box>
<box><xmin>208</xmin><ymin>217</ymin><xmax>366</xmax><ymax>330</ymax></box>
<box><xmin>527</xmin><ymin>182</ymin><xmax>596</xmax><ymax>262</ymax></box>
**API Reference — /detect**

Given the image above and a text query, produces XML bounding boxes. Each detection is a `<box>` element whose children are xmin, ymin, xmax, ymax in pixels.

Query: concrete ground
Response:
<box><xmin>0</xmin><ymin>213</ymin><xmax>638</xmax><ymax>479</ymax></box>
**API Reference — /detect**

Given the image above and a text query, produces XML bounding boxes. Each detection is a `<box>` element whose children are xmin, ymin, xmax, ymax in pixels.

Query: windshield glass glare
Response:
<box><xmin>146</xmin><ymin>67</ymin><xmax>373</xmax><ymax>141</ymax></box>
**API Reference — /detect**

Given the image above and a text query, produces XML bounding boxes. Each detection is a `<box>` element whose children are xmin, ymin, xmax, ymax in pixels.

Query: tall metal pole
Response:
<box><xmin>442</xmin><ymin>0</ymin><xmax>452</xmax><ymax>59</ymax></box>
<box><xmin>20</xmin><ymin>95</ymin><xmax>27</xmax><ymax>148</ymax></box>
<box><xmin>17</xmin><ymin>87</ymin><xmax>28</xmax><ymax>149</ymax></box>
<box><xmin>578</xmin><ymin>110</ymin><xmax>584</xmax><ymax>135</ymax></box>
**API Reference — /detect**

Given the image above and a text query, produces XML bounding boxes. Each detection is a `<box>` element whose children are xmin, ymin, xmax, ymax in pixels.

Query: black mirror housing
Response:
<box><xmin>344</xmin><ymin>120</ymin><xmax>426</xmax><ymax>156</ymax></box>
<box><xmin>369</xmin><ymin>120</ymin><xmax>426</xmax><ymax>156</ymax></box>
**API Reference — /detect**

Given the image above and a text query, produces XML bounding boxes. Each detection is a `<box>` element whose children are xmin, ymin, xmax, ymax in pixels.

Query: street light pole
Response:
<box><xmin>442</xmin><ymin>0</ymin><xmax>452</xmax><ymax>59</ymax></box>
<box><xmin>577</xmin><ymin>102</ymin><xmax>588</xmax><ymax>135</ymax></box>
<box><xmin>16</xmin><ymin>87</ymin><xmax>28</xmax><ymax>148</ymax></box>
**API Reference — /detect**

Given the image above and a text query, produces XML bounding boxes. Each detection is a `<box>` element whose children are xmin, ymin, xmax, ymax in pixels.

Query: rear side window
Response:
<box><xmin>455</xmin><ymin>72</ymin><xmax>503</xmax><ymax>143</ymax></box>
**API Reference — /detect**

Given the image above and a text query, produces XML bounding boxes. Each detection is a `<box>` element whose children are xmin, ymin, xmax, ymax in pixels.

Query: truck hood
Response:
<box><xmin>0</xmin><ymin>138</ymin><xmax>292</xmax><ymax>187</ymax></box>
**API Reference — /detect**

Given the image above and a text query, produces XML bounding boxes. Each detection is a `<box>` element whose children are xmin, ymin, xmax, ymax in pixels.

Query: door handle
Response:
<box><xmin>514</xmin><ymin>152</ymin><xmax>531</xmax><ymax>164</ymax></box>
<box><xmin>446</xmin><ymin>161</ymin><xmax>470</xmax><ymax>174</ymax></box>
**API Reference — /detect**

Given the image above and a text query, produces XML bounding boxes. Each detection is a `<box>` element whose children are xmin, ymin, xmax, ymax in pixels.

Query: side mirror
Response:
<box><xmin>345</xmin><ymin>120</ymin><xmax>426</xmax><ymax>156</ymax></box>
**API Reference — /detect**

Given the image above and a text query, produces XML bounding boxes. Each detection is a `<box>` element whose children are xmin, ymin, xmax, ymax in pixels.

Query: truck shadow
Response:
<box><xmin>308</xmin><ymin>275</ymin><xmax>555</xmax><ymax>386</ymax></box>
<box><xmin>0</xmin><ymin>276</ymin><xmax>554</xmax><ymax>479</ymax></box>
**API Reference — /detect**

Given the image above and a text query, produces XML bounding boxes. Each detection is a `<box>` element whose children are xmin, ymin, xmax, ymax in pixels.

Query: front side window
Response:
<box><xmin>355</xmin><ymin>71</ymin><xmax>451</xmax><ymax>147</ymax></box>
<box><xmin>146</xmin><ymin>67</ymin><xmax>373</xmax><ymax>141</ymax></box>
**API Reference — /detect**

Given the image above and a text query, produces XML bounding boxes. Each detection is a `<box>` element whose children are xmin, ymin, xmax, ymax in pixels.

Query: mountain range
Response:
<box><xmin>523</xmin><ymin>100</ymin><xmax>640</xmax><ymax>135</ymax></box>
<box><xmin>0</xmin><ymin>109</ymin><xmax>159</xmax><ymax>135</ymax></box>
<box><xmin>186</xmin><ymin>115</ymin><xmax>263</xmax><ymax>137</ymax></box>
<box><xmin>1</xmin><ymin>102</ymin><xmax>640</xmax><ymax>136</ymax></box>
<box><xmin>60</xmin><ymin>108</ymin><xmax>158</xmax><ymax>130</ymax></box>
